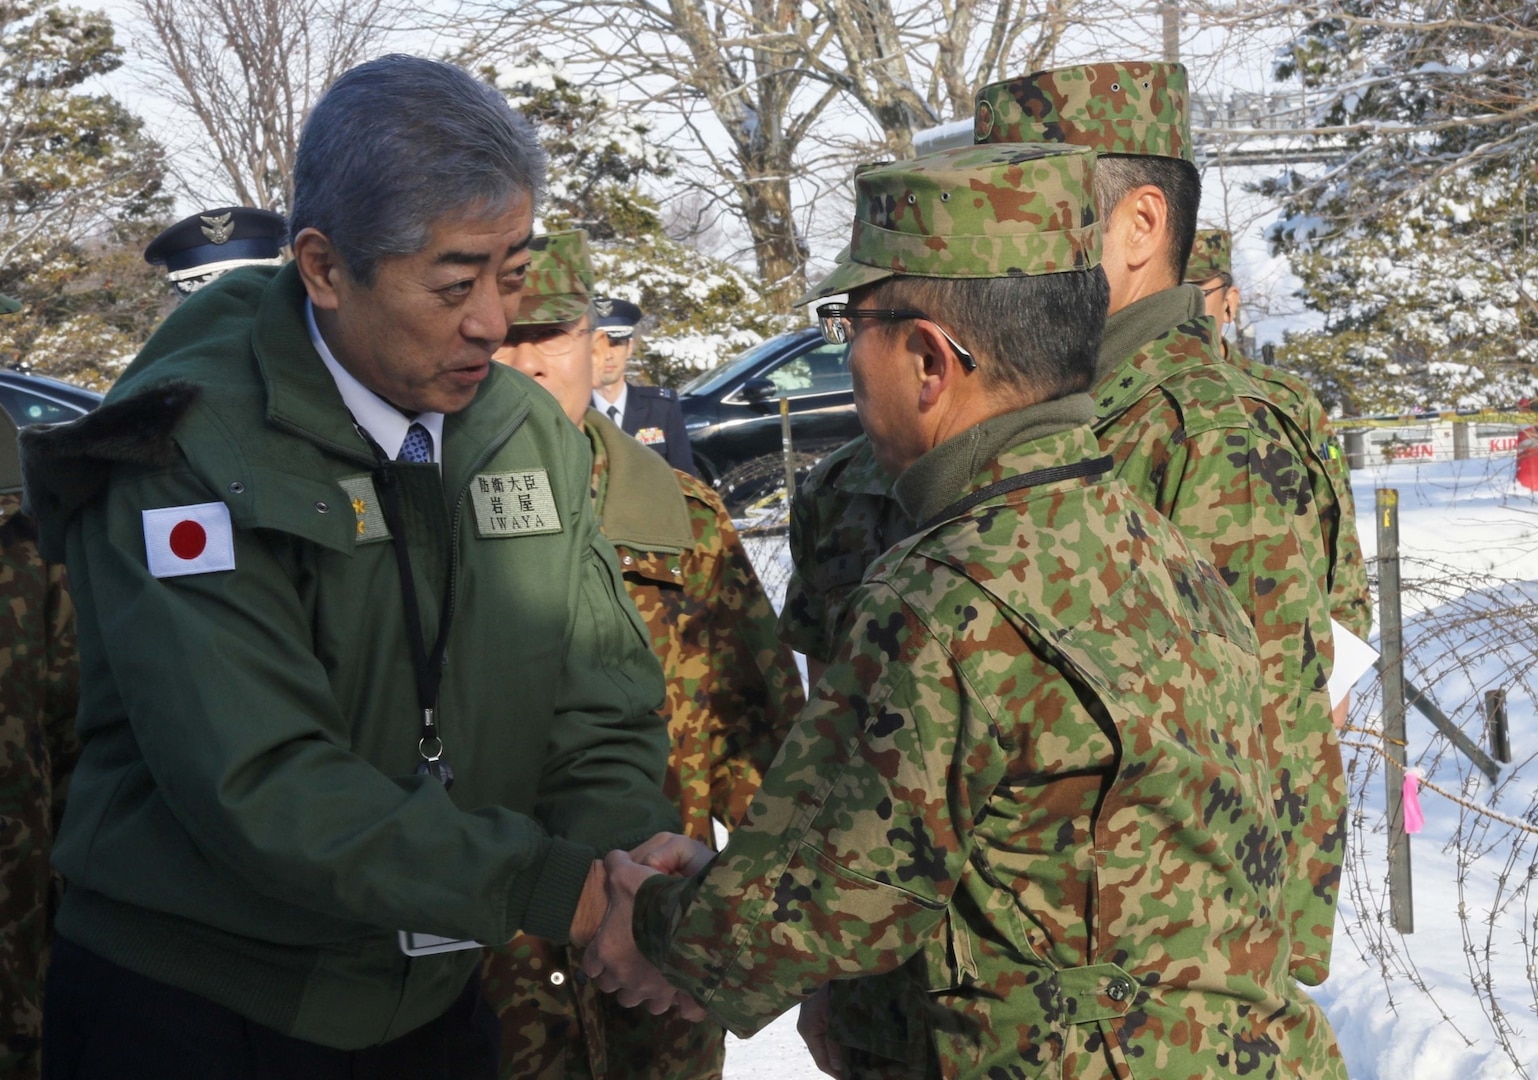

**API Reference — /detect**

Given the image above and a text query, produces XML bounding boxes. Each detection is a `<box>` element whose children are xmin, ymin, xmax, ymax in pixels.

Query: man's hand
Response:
<box><xmin>628</xmin><ymin>831</ymin><xmax>714</xmax><ymax>877</ymax></box>
<box><xmin>1332</xmin><ymin>691</ymin><xmax>1351</xmax><ymax>730</ymax></box>
<box><xmin>581</xmin><ymin>849</ymin><xmax>706</xmax><ymax>1021</ymax></box>
<box><xmin>568</xmin><ymin>859</ymin><xmax>609</xmax><ymax>948</ymax></box>
<box><xmin>797</xmin><ymin>985</ymin><xmax>845</xmax><ymax>1078</ymax></box>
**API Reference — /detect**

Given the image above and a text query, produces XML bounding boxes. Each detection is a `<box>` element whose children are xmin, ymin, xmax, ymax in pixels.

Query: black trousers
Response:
<box><xmin>43</xmin><ymin>936</ymin><xmax>499</xmax><ymax>1080</ymax></box>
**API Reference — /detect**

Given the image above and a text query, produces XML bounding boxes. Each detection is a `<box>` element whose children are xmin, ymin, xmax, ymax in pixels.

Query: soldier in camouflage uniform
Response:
<box><xmin>0</xmin><ymin>309</ymin><xmax>81</xmax><ymax>1080</ymax></box>
<box><xmin>1185</xmin><ymin>228</ymin><xmax>1372</xmax><ymax>651</ymax></box>
<box><xmin>585</xmin><ymin>144</ymin><xmax>1345</xmax><ymax>1079</ymax></box>
<box><xmin>778</xmin><ymin>434</ymin><xmax>907</xmax><ymax>686</ymax></box>
<box><xmin>976</xmin><ymin>62</ymin><xmax>1343</xmax><ymax>986</ymax></box>
<box><xmin>782</xmin><ymin>61</ymin><xmax>1343</xmax><ymax>987</ymax></box>
<box><xmin>481</xmin><ymin>230</ymin><xmax>804</xmax><ymax>1080</ymax></box>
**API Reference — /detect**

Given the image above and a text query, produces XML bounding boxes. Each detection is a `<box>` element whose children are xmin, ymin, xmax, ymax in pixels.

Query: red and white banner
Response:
<box><xmin>142</xmin><ymin>502</ymin><xmax>236</xmax><ymax>579</ymax></box>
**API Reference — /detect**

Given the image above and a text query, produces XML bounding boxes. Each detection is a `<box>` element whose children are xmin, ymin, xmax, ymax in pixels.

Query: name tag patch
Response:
<box><xmin>471</xmin><ymin>470</ymin><xmax>562</xmax><ymax>537</ymax></box>
<box><xmin>337</xmin><ymin>475</ymin><xmax>390</xmax><ymax>543</ymax></box>
<box><xmin>143</xmin><ymin>502</ymin><xmax>236</xmax><ymax>578</ymax></box>
<box><xmin>635</xmin><ymin>426</ymin><xmax>666</xmax><ymax>446</ymax></box>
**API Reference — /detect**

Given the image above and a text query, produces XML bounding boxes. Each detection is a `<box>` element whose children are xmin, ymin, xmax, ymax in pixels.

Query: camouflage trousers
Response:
<box><xmin>481</xmin><ymin>935</ymin><xmax>724</xmax><ymax>1080</ymax></box>
<box><xmin>0</xmin><ymin>722</ymin><xmax>66</xmax><ymax>1080</ymax></box>
<box><xmin>0</xmin><ymin>830</ymin><xmax>49</xmax><ymax>1080</ymax></box>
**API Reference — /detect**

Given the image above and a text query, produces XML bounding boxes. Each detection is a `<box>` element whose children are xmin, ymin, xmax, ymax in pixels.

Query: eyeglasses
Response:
<box><xmin>816</xmin><ymin>303</ymin><xmax>977</xmax><ymax>371</ymax></box>
<box><xmin>1198</xmin><ymin>283</ymin><xmax>1227</xmax><ymax>299</ymax></box>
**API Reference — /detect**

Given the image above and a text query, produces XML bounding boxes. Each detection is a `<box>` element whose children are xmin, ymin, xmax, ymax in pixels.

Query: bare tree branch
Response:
<box><xmin>133</xmin><ymin>0</ymin><xmax>414</xmax><ymax>211</ymax></box>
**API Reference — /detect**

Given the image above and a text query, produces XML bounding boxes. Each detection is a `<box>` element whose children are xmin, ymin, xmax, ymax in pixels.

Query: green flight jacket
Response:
<box><xmin>19</xmin><ymin>264</ymin><xmax>677</xmax><ymax>1050</ymax></box>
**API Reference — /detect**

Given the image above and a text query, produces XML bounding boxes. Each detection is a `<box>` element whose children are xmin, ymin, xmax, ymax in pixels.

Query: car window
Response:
<box><xmin>763</xmin><ymin>343</ymin><xmax>850</xmax><ymax>400</ymax></box>
<box><xmin>0</xmin><ymin>384</ymin><xmax>86</xmax><ymax>426</ymax></box>
<box><xmin>680</xmin><ymin>334</ymin><xmax>799</xmax><ymax>397</ymax></box>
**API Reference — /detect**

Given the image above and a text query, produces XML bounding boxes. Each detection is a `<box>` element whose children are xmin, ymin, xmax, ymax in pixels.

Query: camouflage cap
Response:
<box><xmin>797</xmin><ymin>143</ymin><xmax>1101</xmax><ymax>305</ymax></box>
<box><xmin>514</xmin><ymin>229</ymin><xmax>593</xmax><ymax>326</ymax></box>
<box><xmin>1185</xmin><ymin>228</ymin><xmax>1232</xmax><ymax>282</ymax></box>
<box><xmin>974</xmin><ymin>61</ymin><xmax>1192</xmax><ymax>163</ymax></box>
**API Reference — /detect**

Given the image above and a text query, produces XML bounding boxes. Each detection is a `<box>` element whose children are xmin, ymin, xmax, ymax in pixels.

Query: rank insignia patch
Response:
<box><xmin>470</xmin><ymin>469</ymin><xmax>563</xmax><ymax>537</ymax></box>
<box><xmin>337</xmin><ymin>475</ymin><xmax>390</xmax><ymax>542</ymax></box>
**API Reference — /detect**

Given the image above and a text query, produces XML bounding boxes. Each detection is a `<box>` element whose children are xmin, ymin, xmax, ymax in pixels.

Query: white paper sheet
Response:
<box><xmin>1328</xmin><ymin>618</ymin><xmax>1380</xmax><ymax>708</ymax></box>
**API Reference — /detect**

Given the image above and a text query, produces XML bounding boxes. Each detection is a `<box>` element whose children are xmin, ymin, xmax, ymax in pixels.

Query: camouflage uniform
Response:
<box><xmin>640</xmin><ymin>421</ymin><xmax>1344</xmax><ymax>1080</ymax></box>
<box><xmin>778</xmin><ymin>435</ymin><xmax>911</xmax><ymax>664</ymax></box>
<box><xmin>634</xmin><ymin>145</ymin><xmax>1342</xmax><ymax>1079</ymax></box>
<box><xmin>971</xmin><ymin>63</ymin><xmax>1345</xmax><ymax>984</ymax></box>
<box><xmin>1231</xmin><ymin>356</ymin><xmax>1372</xmax><ymax>640</ymax></box>
<box><xmin>0</xmin><ymin>403</ymin><xmax>79</xmax><ymax>1080</ymax></box>
<box><xmin>1185</xmin><ymin>229</ymin><xmax>1372</xmax><ymax>641</ymax></box>
<box><xmin>779</xmin><ymin>136</ymin><xmax>1100</xmax><ymax>663</ymax></box>
<box><xmin>481</xmin><ymin>230</ymin><xmax>804</xmax><ymax>1080</ymax></box>
<box><xmin>782</xmin><ymin>61</ymin><xmax>1203</xmax><ymax>666</ymax></box>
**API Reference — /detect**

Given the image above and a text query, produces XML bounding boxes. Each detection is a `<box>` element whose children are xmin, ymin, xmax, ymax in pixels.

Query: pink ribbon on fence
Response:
<box><xmin>1403</xmin><ymin>768</ymin><xmax>1424</xmax><ymax>834</ymax></box>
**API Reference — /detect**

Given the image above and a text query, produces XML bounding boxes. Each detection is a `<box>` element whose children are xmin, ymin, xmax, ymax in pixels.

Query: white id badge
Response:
<box><xmin>398</xmin><ymin>930</ymin><xmax>484</xmax><ymax>956</ymax></box>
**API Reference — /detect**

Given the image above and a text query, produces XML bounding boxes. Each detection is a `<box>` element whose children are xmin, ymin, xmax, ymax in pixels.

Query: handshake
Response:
<box><xmin>568</xmin><ymin>831</ymin><xmax>715</xmax><ymax>1021</ymax></box>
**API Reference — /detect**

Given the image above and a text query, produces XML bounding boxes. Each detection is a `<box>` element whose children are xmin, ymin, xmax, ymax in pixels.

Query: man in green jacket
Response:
<box><xmin>583</xmin><ymin>143</ymin><xmax>1344</xmax><ymax>1080</ymax></box>
<box><xmin>20</xmin><ymin>56</ymin><xmax>676</xmax><ymax>1079</ymax></box>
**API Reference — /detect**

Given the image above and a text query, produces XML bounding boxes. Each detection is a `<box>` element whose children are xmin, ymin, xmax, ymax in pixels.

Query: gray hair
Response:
<box><xmin>868</xmin><ymin>269</ymin><xmax>1109</xmax><ymax>402</ymax></box>
<box><xmin>290</xmin><ymin>55</ymin><xmax>547</xmax><ymax>285</ymax></box>
<box><xmin>1094</xmin><ymin>155</ymin><xmax>1200</xmax><ymax>285</ymax></box>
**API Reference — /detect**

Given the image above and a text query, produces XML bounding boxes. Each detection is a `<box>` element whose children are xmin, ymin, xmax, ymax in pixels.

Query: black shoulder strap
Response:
<box><xmin>915</xmin><ymin>455</ymin><xmax>1113</xmax><ymax>534</ymax></box>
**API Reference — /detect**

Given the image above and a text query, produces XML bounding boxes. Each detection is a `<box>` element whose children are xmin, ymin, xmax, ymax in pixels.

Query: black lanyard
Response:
<box><xmin>358</xmin><ymin>425</ymin><xmax>457</xmax><ymax>787</ymax></box>
<box><xmin>915</xmin><ymin>455</ymin><xmax>1114</xmax><ymax>533</ymax></box>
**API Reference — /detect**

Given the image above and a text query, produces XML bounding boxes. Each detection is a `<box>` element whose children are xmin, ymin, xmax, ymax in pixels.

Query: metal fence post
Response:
<box><xmin>1377</xmin><ymin>487</ymin><xmax>1414</xmax><ymax>932</ymax></box>
<box><xmin>779</xmin><ymin>395</ymin><xmax>795</xmax><ymax>505</ymax></box>
<box><xmin>1344</xmin><ymin>430</ymin><xmax>1366</xmax><ymax>471</ymax></box>
<box><xmin>1485</xmin><ymin>689</ymin><xmax>1511</xmax><ymax>764</ymax></box>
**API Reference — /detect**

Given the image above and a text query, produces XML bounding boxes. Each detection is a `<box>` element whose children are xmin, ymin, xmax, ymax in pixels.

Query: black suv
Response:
<box><xmin>679</xmin><ymin>328</ymin><xmax>860</xmax><ymax>502</ymax></box>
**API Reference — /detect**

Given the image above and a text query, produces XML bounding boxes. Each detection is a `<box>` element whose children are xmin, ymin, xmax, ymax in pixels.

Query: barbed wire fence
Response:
<box><xmin>1337</xmin><ymin>551</ymin><xmax>1538</xmax><ymax>1076</ymax></box>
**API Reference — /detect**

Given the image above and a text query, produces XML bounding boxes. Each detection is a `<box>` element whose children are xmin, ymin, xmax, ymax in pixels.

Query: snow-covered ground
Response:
<box><xmin>727</xmin><ymin>452</ymin><xmax>1538</xmax><ymax>1078</ymax></box>
<box><xmin>1313</xmin><ymin>454</ymin><xmax>1538</xmax><ymax>1079</ymax></box>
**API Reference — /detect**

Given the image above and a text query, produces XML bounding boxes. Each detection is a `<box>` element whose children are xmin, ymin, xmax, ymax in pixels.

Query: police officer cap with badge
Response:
<box><xmin>590</xmin><ymin>295</ymin><xmax>698</xmax><ymax>476</ymax></box>
<box><xmin>593</xmin><ymin>296</ymin><xmax>642</xmax><ymax>339</ymax></box>
<box><xmin>144</xmin><ymin>207</ymin><xmax>287</xmax><ymax>300</ymax></box>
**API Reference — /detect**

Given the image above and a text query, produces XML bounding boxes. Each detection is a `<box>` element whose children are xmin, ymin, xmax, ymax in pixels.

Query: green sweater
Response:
<box><xmin>21</xmin><ymin>264</ymin><xmax>676</xmax><ymax>1049</ymax></box>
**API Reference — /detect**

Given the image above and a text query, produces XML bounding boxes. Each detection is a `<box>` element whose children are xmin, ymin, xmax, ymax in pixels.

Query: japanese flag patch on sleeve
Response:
<box><xmin>142</xmin><ymin>502</ymin><xmax>236</xmax><ymax>578</ymax></box>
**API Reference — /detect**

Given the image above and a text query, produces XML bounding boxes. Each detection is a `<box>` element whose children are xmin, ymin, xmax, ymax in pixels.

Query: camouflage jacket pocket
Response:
<box><xmin>617</xmin><ymin>547</ymin><xmax>684</xmax><ymax>589</ymax></box>
<box><xmin>1049</xmin><ymin>563</ymin><xmax>1181</xmax><ymax>697</ymax></box>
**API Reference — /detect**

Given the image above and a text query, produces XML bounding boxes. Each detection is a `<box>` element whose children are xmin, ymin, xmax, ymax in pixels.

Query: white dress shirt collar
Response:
<box><xmin>592</xmin><ymin>383</ymin><xmax>628</xmax><ymax>427</ymax></box>
<box><xmin>306</xmin><ymin>299</ymin><xmax>445</xmax><ymax>464</ymax></box>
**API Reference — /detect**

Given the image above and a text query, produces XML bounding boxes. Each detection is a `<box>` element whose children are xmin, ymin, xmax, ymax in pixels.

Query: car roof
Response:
<box><xmin>0</xmin><ymin>369</ymin><xmax>104</xmax><ymax>398</ymax></box>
